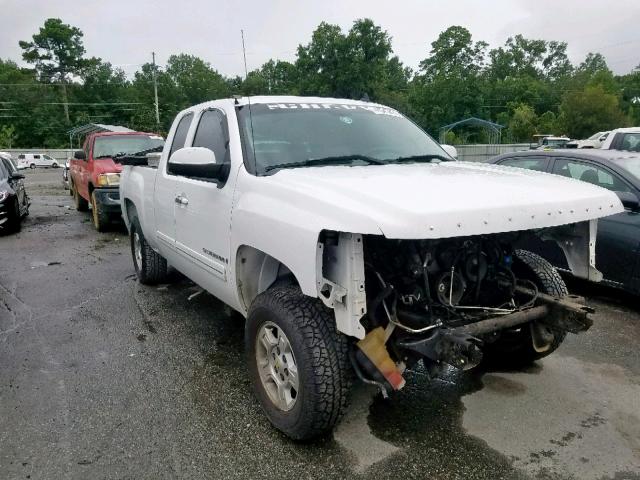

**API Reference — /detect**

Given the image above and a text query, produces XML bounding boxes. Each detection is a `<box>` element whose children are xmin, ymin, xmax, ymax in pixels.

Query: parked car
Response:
<box><xmin>120</xmin><ymin>96</ymin><xmax>621</xmax><ymax>440</ymax></box>
<box><xmin>566</xmin><ymin>131</ymin><xmax>609</xmax><ymax>149</ymax></box>
<box><xmin>17</xmin><ymin>153</ymin><xmax>59</xmax><ymax>169</ymax></box>
<box><xmin>600</xmin><ymin>127</ymin><xmax>640</xmax><ymax>151</ymax></box>
<box><xmin>0</xmin><ymin>152</ymin><xmax>29</xmax><ymax>232</ymax></box>
<box><xmin>488</xmin><ymin>149</ymin><xmax>640</xmax><ymax>293</ymax></box>
<box><xmin>69</xmin><ymin>131</ymin><xmax>164</xmax><ymax>231</ymax></box>
<box><xmin>534</xmin><ymin>135</ymin><xmax>570</xmax><ymax>150</ymax></box>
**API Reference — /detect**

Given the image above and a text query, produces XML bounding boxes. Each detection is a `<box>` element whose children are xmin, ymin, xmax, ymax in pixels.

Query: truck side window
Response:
<box><xmin>192</xmin><ymin>110</ymin><xmax>229</xmax><ymax>165</ymax></box>
<box><xmin>169</xmin><ymin>113</ymin><xmax>193</xmax><ymax>159</ymax></box>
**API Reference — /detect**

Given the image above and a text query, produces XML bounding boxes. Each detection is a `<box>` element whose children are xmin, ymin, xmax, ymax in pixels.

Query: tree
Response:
<box><xmin>507</xmin><ymin>103</ymin><xmax>538</xmax><ymax>141</ymax></box>
<box><xmin>295</xmin><ymin>19</ymin><xmax>405</xmax><ymax>101</ymax></box>
<box><xmin>411</xmin><ymin>26</ymin><xmax>487</xmax><ymax>133</ymax></box>
<box><xmin>0</xmin><ymin>125</ymin><xmax>16</xmax><ymax>148</ymax></box>
<box><xmin>559</xmin><ymin>85</ymin><xmax>629</xmax><ymax>138</ymax></box>
<box><xmin>419</xmin><ymin>26</ymin><xmax>487</xmax><ymax>80</ymax></box>
<box><xmin>165</xmin><ymin>54</ymin><xmax>230</xmax><ymax>106</ymax></box>
<box><xmin>19</xmin><ymin>18</ymin><xmax>98</xmax><ymax>123</ymax></box>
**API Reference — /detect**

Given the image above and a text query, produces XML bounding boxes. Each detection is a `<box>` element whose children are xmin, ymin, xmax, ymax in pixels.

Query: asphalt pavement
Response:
<box><xmin>1</xmin><ymin>169</ymin><xmax>639</xmax><ymax>480</ymax></box>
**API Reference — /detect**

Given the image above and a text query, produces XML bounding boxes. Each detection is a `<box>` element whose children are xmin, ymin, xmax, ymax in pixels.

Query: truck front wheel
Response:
<box><xmin>246</xmin><ymin>286</ymin><xmax>351</xmax><ymax>440</ymax></box>
<box><xmin>130</xmin><ymin>217</ymin><xmax>167</xmax><ymax>284</ymax></box>
<box><xmin>482</xmin><ymin>250</ymin><xmax>568</xmax><ymax>367</ymax></box>
<box><xmin>91</xmin><ymin>191</ymin><xmax>110</xmax><ymax>232</ymax></box>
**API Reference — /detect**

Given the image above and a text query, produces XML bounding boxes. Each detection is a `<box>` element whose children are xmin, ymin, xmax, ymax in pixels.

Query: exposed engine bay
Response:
<box><xmin>318</xmin><ymin>230</ymin><xmax>595</xmax><ymax>396</ymax></box>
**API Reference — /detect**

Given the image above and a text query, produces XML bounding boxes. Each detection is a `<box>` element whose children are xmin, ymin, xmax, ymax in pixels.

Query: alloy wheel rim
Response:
<box><xmin>255</xmin><ymin>321</ymin><xmax>299</xmax><ymax>411</ymax></box>
<box><xmin>133</xmin><ymin>232</ymin><xmax>142</xmax><ymax>270</ymax></box>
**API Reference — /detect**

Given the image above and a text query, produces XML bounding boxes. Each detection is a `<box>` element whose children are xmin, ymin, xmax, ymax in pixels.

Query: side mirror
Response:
<box><xmin>441</xmin><ymin>144</ymin><xmax>458</xmax><ymax>160</ymax></box>
<box><xmin>616</xmin><ymin>191</ymin><xmax>640</xmax><ymax>211</ymax></box>
<box><xmin>74</xmin><ymin>150</ymin><xmax>86</xmax><ymax>160</ymax></box>
<box><xmin>168</xmin><ymin>147</ymin><xmax>220</xmax><ymax>179</ymax></box>
<box><xmin>10</xmin><ymin>172</ymin><xmax>25</xmax><ymax>180</ymax></box>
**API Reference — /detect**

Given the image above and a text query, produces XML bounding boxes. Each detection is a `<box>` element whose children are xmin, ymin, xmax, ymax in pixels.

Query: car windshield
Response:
<box><xmin>237</xmin><ymin>102</ymin><xmax>449</xmax><ymax>174</ymax></box>
<box><xmin>588</xmin><ymin>132</ymin><xmax>603</xmax><ymax>140</ymax></box>
<box><xmin>543</xmin><ymin>138</ymin><xmax>568</xmax><ymax>147</ymax></box>
<box><xmin>93</xmin><ymin>134</ymin><xmax>164</xmax><ymax>158</ymax></box>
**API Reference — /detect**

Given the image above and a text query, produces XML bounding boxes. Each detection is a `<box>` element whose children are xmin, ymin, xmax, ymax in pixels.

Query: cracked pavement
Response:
<box><xmin>1</xmin><ymin>169</ymin><xmax>639</xmax><ymax>480</ymax></box>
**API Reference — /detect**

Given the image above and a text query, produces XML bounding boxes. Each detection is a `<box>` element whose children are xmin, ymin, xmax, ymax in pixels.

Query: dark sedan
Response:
<box><xmin>0</xmin><ymin>154</ymin><xmax>30</xmax><ymax>233</ymax></box>
<box><xmin>488</xmin><ymin>149</ymin><xmax>640</xmax><ymax>294</ymax></box>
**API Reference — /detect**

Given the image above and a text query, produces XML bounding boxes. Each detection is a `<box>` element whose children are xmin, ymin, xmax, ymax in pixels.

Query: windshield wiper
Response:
<box><xmin>385</xmin><ymin>154</ymin><xmax>451</xmax><ymax>164</ymax></box>
<box><xmin>263</xmin><ymin>155</ymin><xmax>385</xmax><ymax>173</ymax></box>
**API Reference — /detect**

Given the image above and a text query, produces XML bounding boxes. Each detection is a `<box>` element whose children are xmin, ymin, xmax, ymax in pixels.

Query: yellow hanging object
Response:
<box><xmin>356</xmin><ymin>327</ymin><xmax>406</xmax><ymax>390</ymax></box>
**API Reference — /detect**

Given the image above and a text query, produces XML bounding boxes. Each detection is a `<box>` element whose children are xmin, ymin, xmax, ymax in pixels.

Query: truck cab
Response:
<box><xmin>69</xmin><ymin>131</ymin><xmax>164</xmax><ymax>231</ymax></box>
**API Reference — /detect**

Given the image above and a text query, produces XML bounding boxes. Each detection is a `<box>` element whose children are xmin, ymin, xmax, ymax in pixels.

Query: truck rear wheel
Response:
<box><xmin>246</xmin><ymin>285</ymin><xmax>351</xmax><ymax>440</ymax></box>
<box><xmin>482</xmin><ymin>249</ymin><xmax>568</xmax><ymax>367</ymax></box>
<box><xmin>130</xmin><ymin>217</ymin><xmax>167</xmax><ymax>284</ymax></box>
<box><xmin>91</xmin><ymin>191</ymin><xmax>110</xmax><ymax>232</ymax></box>
<box><xmin>72</xmin><ymin>182</ymin><xmax>88</xmax><ymax>212</ymax></box>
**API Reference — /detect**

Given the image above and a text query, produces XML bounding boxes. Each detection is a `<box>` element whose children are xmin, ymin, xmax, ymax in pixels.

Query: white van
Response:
<box><xmin>17</xmin><ymin>153</ymin><xmax>59</xmax><ymax>169</ymax></box>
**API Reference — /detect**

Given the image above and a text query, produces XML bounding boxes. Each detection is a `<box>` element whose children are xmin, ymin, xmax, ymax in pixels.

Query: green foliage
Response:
<box><xmin>0</xmin><ymin>125</ymin><xmax>16</xmax><ymax>148</ymax></box>
<box><xmin>2</xmin><ymin>17</ymin><xmax>639</xmax><ymax>148</ymax></box>
<box><xmin>559</xmin><ymin>84</ymin><xmax>629</xmax><ymax>138</ymax></box>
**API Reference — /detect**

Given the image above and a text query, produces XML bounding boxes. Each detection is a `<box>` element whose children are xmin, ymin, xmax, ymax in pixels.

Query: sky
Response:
<box><xmin>1</xmin><ymin>0</ymin><xmax>639</xmax><ymax>77</ymax></box>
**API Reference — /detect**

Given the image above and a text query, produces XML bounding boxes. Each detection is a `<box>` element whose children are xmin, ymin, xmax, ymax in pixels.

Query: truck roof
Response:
<box><xmin>182</xmin><ymin>95</ymin><xmax>390</xmax><ymax>115</ymax></box>
<box><xmin>88</xmin><ymin>131</ymin><xmax>159</xmax><ymax>138</ymax></box>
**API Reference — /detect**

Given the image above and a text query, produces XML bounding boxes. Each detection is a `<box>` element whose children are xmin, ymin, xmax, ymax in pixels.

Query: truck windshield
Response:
<box><xmin>237</xmin><ymin>102</ymin><xmax>449</xmax><ymax>175</ymax></box>
<box><xmin>93</xmin><ymin>135</ymin><xmax>164</xmax><ymax>159</ymax></box>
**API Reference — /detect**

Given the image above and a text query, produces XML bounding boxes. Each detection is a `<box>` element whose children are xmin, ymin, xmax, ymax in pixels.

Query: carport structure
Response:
<box><xmin>439</xmin><ymin>117</ymin><xmax>504</xmax><ymax>145</ymax></box>
<box><xmin>68</xmin><ymin>123</ymin><xmax>134</xmax><ymax>150</ymax></box>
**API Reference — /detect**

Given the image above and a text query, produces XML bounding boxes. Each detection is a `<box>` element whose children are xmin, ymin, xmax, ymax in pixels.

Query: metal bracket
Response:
<box><xmin>316</xmin><ymin>233</ymin><xmax>367</xmax><ymax>339</ymax></box>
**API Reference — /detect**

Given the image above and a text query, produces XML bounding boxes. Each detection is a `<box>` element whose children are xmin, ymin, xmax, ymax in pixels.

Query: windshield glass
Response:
<box><xmin>237</xmin><ymin>102</ymin><xmax>449</xmax><ymax>174</ymax></box>
<box><xmin>93</xmin><ymin>134</ymin><xmax>164</xmax><ymax>158</ymax></box>
<box><xmin>543</xmin><ymin>138</ymin><xmax>568</xmax><ymax>147</ymax></box>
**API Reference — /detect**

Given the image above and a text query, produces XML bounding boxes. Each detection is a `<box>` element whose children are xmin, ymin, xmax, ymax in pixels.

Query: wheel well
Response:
<box><xmin>123</xmin><ymin>199</ymin><xmax>137</xmax><ymax>223</ymax></box>
<box><xmin>235</xmin><ymin>245</ymin><xmax>300</xmax><ymax>312</ymax></box>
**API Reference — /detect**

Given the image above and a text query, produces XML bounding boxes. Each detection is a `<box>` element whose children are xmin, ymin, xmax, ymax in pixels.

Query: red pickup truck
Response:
<box><xmin>69</xmin><ymin>131</ymin><xmax>164</xmax><ymax>231</ymax></box>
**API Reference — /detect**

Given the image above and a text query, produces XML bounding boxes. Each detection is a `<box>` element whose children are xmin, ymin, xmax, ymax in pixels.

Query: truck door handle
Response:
<box><xmin>175</xmin><ymin>195</ymin><xmax>189</xmax><ymax>206</ymax></box>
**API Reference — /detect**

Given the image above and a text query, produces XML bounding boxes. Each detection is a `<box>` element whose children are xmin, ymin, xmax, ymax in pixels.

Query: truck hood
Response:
<box><xmin>261</xmin><ymin>161</ymin><xmax>624</xmax><ymax>239</ymax></box>
<box><xmin>93</xmin><ymin>157</ymin><xmax>123</xmax><ymax>174</ymax></box>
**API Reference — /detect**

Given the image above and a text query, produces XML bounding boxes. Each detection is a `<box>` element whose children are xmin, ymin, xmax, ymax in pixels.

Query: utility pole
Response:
<box><xmin>151</xmin><ymin>52</ymin><xmax>160</xmax><ymax>127</ymax></box>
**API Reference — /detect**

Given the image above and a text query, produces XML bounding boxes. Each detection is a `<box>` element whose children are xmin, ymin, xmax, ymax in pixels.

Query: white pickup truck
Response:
<box><xmin>119</xmin><ymin>96</ymin><xmax>623</xmax><ymax>440</ymax></box>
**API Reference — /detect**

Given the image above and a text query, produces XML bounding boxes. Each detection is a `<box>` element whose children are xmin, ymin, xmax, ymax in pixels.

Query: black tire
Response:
<box><xmin>91</xmin><ymin>191</ymin><xmax>110</xmax><ymax>232</ymax></box>
<box><xmin>7</xmin><ymin>198</ymin><xmax>22</xmax><ymax>233</ymax></box>
<box><xmin>482</xmin><ymin>249</ymin><xmax>568</xmax><ymax>367</ymax></box>
<box><xmin>72</xmin><ymin>182</ymin><xmax>88</xmax><ymax>212</ymax></box>
<box><xmin>246</xmin><ymin>286</ymin><xmax>351</xmax><ymax>440</ymax></box>
<box><xmin>29</xmin><ymin>163</ymin><xmax>36</xmax><ymax>169</ymax></box>
<box><xmin>130</xmin><ymin>216</ymin><xmax>167</xmax><ymax>284</ymax></box>
<box><xmin>52</xmin><ymin>163</ymin><xmax>58</xmax><ymax>168</ymax></box>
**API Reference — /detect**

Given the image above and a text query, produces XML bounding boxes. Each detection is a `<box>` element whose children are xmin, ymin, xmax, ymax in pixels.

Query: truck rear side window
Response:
<box><xmin>169</xmin><ymin>113</ymin><xmax>193</xmax><ymax>158</ymax></box>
